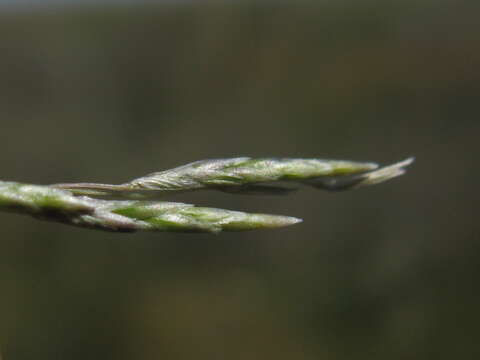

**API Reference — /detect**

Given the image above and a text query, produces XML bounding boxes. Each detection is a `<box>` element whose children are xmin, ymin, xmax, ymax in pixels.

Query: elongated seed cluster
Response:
<box><xmin>0</xmin><ymin>157</ymin><xmax>413</xmax><ymax>233</ymax></box>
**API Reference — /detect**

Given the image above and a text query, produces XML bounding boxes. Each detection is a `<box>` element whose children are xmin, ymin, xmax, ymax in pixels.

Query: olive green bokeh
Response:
<box><xmin>0</xmin><ymin>1</ymin><xmax>478</xmax><ymax>359</ymax></box>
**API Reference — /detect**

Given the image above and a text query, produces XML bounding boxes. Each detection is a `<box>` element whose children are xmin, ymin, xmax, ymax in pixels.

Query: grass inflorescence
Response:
<box><xmin>0</xmin><ymin>157</ymin><xmax>413</xmax><ymax>233</ymax></box>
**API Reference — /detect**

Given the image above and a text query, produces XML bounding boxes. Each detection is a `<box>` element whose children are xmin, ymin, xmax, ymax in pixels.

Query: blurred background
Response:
<box><xmin>0</xmin><ymin>0</ymin><xmax>479</xmax><ymax>359</ymax></box>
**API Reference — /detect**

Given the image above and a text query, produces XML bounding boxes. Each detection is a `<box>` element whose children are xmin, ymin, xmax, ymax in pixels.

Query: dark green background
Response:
<box><xmin>0</xmin><ymin>1</ymin><xmax>479</xmax><ymax>359</ymax></box>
